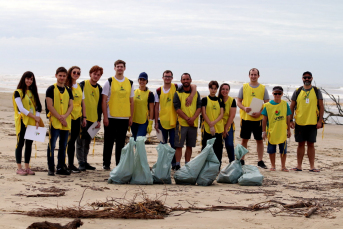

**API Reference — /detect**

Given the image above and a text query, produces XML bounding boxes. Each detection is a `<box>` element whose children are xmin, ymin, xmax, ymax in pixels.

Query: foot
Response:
<box><xmin>25</xmin><ymin>168</ymin><xmax>35</xmax><ymax>175</ymax></box>
<box><xmin>16</xmin><ymin>169</ymin><xmax>27</xmax><ymax>176</ymax></box>
<box><xmin>270</xmin><ymin>168</ymin><xmax>276</xmax><ymax>171</ymax></box>
<box><xmin>79</xmin><ymin>165</ymin><xmax>86</xmax><ymax>171</ymax></box>
<box><xmin>257</xmin><ymin>160</ymin><xmax>268</xmax><ymax>169</ymax></box>
<box><xmin>85</xmin><ymin>163</ymin><xmax>96</xmax><ymax>170</ymax></box>
<box><xmin>175</xmin><ymin>165</ymin><xmax>181</xmax><ymax>171</ymax></box>
<box><xmin>291</xmin><ymin>167</ymin><xmax>302</xmax><ymax>171</ymax></box>
<box><xmin>240</xmin><ymin>160</ymin><xmax>245</xmax><ymax>165</ymax></box>
<box><xmin>309</xmin><ymin>168</ymin><xmax>320</xmax><ymax>172</ymax></box>
<box><xmin>68</xmin><ymin>164</ymin><xmax>81</xmax><ymax>173</ymax></box>
<box><xmin>281</xmin><ymin>168</ymin><xmax>289</xmax><ymax>172</ymax></box>
<box><xmin>48</xmin><ymin>169</ymin><xmax>55</xmax><ymax>176</ymax></box>
<box><xmin>103</xmin><ymin>165</ymin><xmax>111</xmax><ymax>171</ymax></box>
<box><xmin>56</xmin><ymin>167</ymin><xmax>71</xmax><ymax>175</ymax></box>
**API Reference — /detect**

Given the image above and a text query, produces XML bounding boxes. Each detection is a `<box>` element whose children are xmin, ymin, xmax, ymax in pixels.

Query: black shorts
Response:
<box><xmin>294</xmin><ymin>124</ymin><xmax>317</xmax><ymax>143</ymax></box>
<box><xmin>240</xmin><ymin>119</ymin><xmax>262</xmax><ymax>140</ymax></box>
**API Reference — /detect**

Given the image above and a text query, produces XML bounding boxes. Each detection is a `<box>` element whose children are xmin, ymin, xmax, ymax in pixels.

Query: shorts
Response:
<box><xmin>174</xmin><ymin>124</ymin><xmax>198</xmax><ymax>148</ymax></box>
<box><xmin>267</xmin><ymin>141</ymin><xmax>287</xmax><ymax>154</ymax></box>
<box><xmin>240</xmin><ymin>119</ymin><xmax>262</xmax><ymax>140</ymax></box>
<box><xmin>294</xmin><ymin>124</ymin><xmax>317</xmax><ymax>143</ymax></box>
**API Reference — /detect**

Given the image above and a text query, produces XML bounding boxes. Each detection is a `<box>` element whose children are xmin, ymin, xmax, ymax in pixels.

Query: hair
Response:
<box><xmin>181</xmin><ymin>73</ymin><xmax>191</xmax><ymax>80</ymax></box>
<box><xmin>56</xmin><ymin>67</ymin><xmax>67</xmax><ymax>75</ymax></box>
<box><xmin>249</xmin><ymin>68</ymin><xmax>260</xmax><ymax>76</ymax></box>
<box><xmin>163</xmin><ymin>70</ymin><xmax>173</xmax><ymax>77</ymax></box>
<box><xmin>218</xmin><ymin>83</ymin><xmax>231</xmax><ymax>101</ymax></box>
<box><xmin>208</xmin><ymin>80</ymin><xmax>219</xmax><ymax>89</ymax></box>
<box><xmin>89</xmin><ymin>65</ymin><xmax>103</xmax><ymax>76</ymax></box>
<box><xmin>16</xmin><ymin>71</ymin><xmax>42</xmax><ymax>112</ymax></box>
<box><xmin>66</xmin><ymin>66</ymin><xmax>81</xmax><ymax>88</ymax></box>
<box><xmin>114</xmin><ymin>59</ymin><xmax>126</xmax><ymax>67</ymax></box>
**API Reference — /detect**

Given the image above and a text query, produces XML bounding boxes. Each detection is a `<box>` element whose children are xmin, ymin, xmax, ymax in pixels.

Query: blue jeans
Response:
<box><xmin>47</xmin><ymin>125</ymin><xmax>69</xmax><ymax>170</ymax></box>
<box><xmin>131</xmin><ymin>121</ymin><xmax>148</xmax><ymax>141</ymax></box>
<box><xmin>158</xmin><ymin>120</ymin><xmax>176</xmax><ymax>166</ymax></box>
<box><xmin>267</xmin><ymin>141</ymin><xmax>287</xmax><ymax>154</ymax></box>
<box><xmin>223</xmin><ymin>126</ymin><xmax>235</xmax><ymax>163</ymax></box>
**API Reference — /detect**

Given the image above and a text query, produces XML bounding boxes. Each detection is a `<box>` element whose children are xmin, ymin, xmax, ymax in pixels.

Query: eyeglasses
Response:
<box><xmin>273</xmin><ymin>93</ymin><xmax>282</xmax><ymax>95</ymax></box>
<box><xmin>303</xmin><ymin>76</ymin><xmax>311</xmax><ymax>80</ymax></box>
<box><xmin>163</xmin><ymin>76</ymin><xmax>173</xmax><ymax>79</ymax></box>
<box><xmin>73</xmin><ymin>71</ymin><xmax>81</xmax><ymax>75</ymax></box>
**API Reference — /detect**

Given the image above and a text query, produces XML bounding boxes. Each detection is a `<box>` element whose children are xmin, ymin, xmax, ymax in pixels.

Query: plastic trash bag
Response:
<box><xmin>151</xmin><ymin>143</ymin><xmax>175</xmax><ymax>184</ymax></box>
<box><xmin>217</xmin><ymin>144</ymin><xmax>249</xmax><ymax>184</ymax></box>
<box><xmin>108</xmin><ymin>137</ymin><xmax>135</xmax><ymax>184</ymax></box>
<box><xmin>196</xmin><ymin>139</ymin><xmax>220</xmax><ymax>186</ymax></box>
<box><xmin>130</xmin><ymin>136</ymin><xmax>153</xmax><ymax>185</ymax></box>
<box><xmin>238</xmin><ymin>165</ymin><xmax>264</xmax><ymax>186</ymax></box>
<box><xmin>174</xmin><ymin>138</ymin><xmax>215</xmax><ymax>185</ymax></box>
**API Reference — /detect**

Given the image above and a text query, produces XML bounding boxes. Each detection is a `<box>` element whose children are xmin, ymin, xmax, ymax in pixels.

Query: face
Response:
<box><xmin>25</xmin><ymin>76</ymin><xmax>33</xmax><ymax>88</ymax></box>
<box><xmin>114</xmin><ymin>63</ymin><xmax>126</xmax><ymax>74</ymax></box>
<box><xmin>138</xmin><ymin>78</ymin><xmax>147</xmax><ymax>87</ymax></box>
<box><xmin>209</xmin><ymin>85</ymin><xmax>218</xmax><ymax>95</ymax></box>
<box><xmin>302</xmin><ymin>74</ymin><xmax>312</xmax><ymax>86</ymax></box>
<box><xmin>56</xmin><ymin>72</ymin><xmax>67</xmax><ymax>84</ymax></box>
<box><xmin>71</xmin><ymin>68</ymin><xmax>81</xmax><ymax>80</ymax></box>
<box><xmin>249</xmin><ymin>69</ymin><xmax>260</xmax><ymax>82</ymax></box>
<box><xmin>163</xmin><ymin>72</ymin><xmax>173</xmax><ymax>84</ymax></box>
<box><xmin>273</xmin><ymin>91</ymin><xmax>283</xmax><ymax>99</ymax></box>
<box><xmin>181</xmin><ymin>75</ymin><xmax>192</xmax><ymax>87</ymax></box>
<box><xmin>220</xmin><ymin>85</ymin><xmax>230</xmax><ymax>97</ymax></box>
<box><xmin>90</xmin><ymin>70</ymin><xmax>102</xmax><ymax>83</ymax></box>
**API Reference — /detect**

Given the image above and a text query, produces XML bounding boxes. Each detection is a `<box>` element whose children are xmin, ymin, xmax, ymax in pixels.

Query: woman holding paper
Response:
<box><xmin>218</xmin><ymin>83</ymin><xmax>237</xmax><ymax>163</ymax></box>
<box><xmin>65</xmin><ymin>66</ymin><xmax>86</xmax><ymax>173</ymax></box>
<box><xmin>12</xmin><ymin>71</ymin><xmax>42</xmax><ymax>176</ymax></box>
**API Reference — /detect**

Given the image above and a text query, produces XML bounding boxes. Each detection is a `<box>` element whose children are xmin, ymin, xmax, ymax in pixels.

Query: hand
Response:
<box><xmin>209</xmin><ymin>121</ymin><xmax>215</xmax><ymax>128</ymax></box>
<box><xmin>61</xmin><ymin>119</ymin><xmax>68</xmax><ymax>127</ymax></box>
<box><xmin>262</xmin><ymin>131</ymin><xmax>267</xmax><ymax>140</ymax></box>
<box><xmin>95</xmin><ymin>121</ymin><xmax>101</xmax><ymax>129</ymax></box>
<box><xmin>185</xmin><ymin>95</ymin><xmax>193</xmax><ymax>107</ymax></box>
<box><xmin>155</xmin><ymin>123</ymin><xmax>160</xmax><ymax>133</ymax></box>
<box><xmin>244</xmin><ymin>107</ymin><xmax>252</xmax><ymax>113</ymax></box>
<box><xmin>290</xmin><ymin>122</ymin><xmax>295</xmax><ymax>129</ymax></box>
<box><xmin>223</xmin><ymin>130</ymin><xmax>228</xmax><ymax>138</ymax></box>
<box><xmin>287</xmin><ymin>129</ymin><xmax>291</xmax><ymax>138</ymax></box>
<box><xmin>186</xmin><ymin>118</ymin><xmax>194</xmax><ymax>127</ymax></box>
<box><xmin>103</xmin><ymin>117</ymin><xmax>109</xmax><ymax>127</ymax></box>
<box><xmin>82</xmin><ymin>118</ymin><xmax>87</xmax><ymax>127</ymax></box>
<box><xmin>129</xmin><ymin>117</ymin><xmax>133</xmax><ymax>126</ymax></box>
<box><xmin>34</xmin><ymin>116</ymin><xmax>41</xmax><ymax>123</ymax></box>
<box><xmin>210</xmin><ymin>127</ymin><xmax>216</xmax><ymax>136</ymax></box>
<box><xmin>147</xmin><ymin>120</ymin><xmax>153</xmax><ymax>134</ymax></box>
<box><xmin>35</xmin><ymin>121</ymin><xmax>39</xmax><ymax>129</ymax></box>
<box><xmin>316</xmin><ymin>121</ymin><xmax>323</xmax><ymax>129</ymax></box>
<box><xmin>250</xmin><ymin>112</ymin><xmax>260</xmax><ymax>118</ymax></box>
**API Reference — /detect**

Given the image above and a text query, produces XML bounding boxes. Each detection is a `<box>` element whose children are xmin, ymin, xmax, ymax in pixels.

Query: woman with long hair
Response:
<box><xmin>13</xmin><ymin>71</ymin><xmax>42</xmax><ymax>175</ymax></box>
<box><xmin>218</xmin><ymin>83</ymin><xmax>237</xmax><ymax>163</ymax></box>
<box><xmin>65</xmin><ymin>66</ymin><xmax>86</xmax><ymax>173</ymax></box>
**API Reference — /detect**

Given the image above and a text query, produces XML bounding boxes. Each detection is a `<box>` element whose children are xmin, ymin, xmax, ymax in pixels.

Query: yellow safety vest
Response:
<box><xmin>204</xmin><ymin>96</ymin><xmax>224</xmax><ymax>134</ymax></box>
<box><xmin>133</xmin><ymin>89</ymin><xmax>150</xmax><ymax>124</ymax></box>
<box><xmin>240</xmin><ymin>83</ymin><xmax>265</xmax><ymax>121</ymax></box>
<box><xmin>71</xmin><ymin>83</ymin><xmax>82</xmax><ymax>120</ymax></box>
<box><xmin>265</xmin><ymin>100</ymin><xmax>288</xmax><ymax>145</ymax></box>
<box><xmin>176</xmin><ymin>90</ymin><xmax>199</xmax><ymax>127</ymax></box>
<box><xmin>84</xmin><ymin>80</ymin><xmax>99</xmax><ymax>122</ymax></box>
<box><xmin>109</xmin><ymin>77</ymin><xmax>131</xmax><ymax>118</ymax></box>
<box><xmin>222</xmin><ymin>96</ymin><xmax>235</xmax><ymax>132</ymax></box>
<box><xmin>49</xmin><ymin>84</ymin><xmax>71</xmax><ymax>130</ymax></box>
<box><xmin>295</xmin><ymin>88</ymin><xmax>318</xmax><ymax>125</ymax></box>
<box><xmin>159</xmin><ymin>84</ymin><xmax>177</xmax><ymax>129</ymax></box>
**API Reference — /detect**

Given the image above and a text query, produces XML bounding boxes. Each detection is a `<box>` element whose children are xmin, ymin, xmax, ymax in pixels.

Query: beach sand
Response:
<box><xmin>0</xmin><ymin>92</ymin><xmax>343</xmax><ymax>229</ymax></box>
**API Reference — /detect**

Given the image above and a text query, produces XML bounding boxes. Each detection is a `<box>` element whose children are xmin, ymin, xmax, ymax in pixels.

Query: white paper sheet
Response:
<box><xmin>247</xmin><ymin>97</ymin><xmax>264</xmax><ymax>115</ymax></box>
<box><xmin>87</xmin><ymin>122</ymin><xmax>100</xmax><ymax>139</ymax></box>
<box><xmin>24</xmin><ymin>125</ymin><xmax>47</xmax><ymax>142</ymax></box>
<box><xmin>156</xmin><ymin>129</ymin><xmax>165</xmax><ymax>143</ymax></box>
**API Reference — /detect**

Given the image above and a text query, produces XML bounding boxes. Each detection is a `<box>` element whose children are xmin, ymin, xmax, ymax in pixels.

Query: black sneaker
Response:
<box><xmin>103</xmin><ymin>165</ymin><xmax>110</xmax><ymax>171</ymax></box>
<box><xmin>258</xmin><ymin>160</ymin><xmax>268</xmax><ymax>169</ymax></box>
<box><xmin>175</xmin><ymin>165</ymin><xmax>181</xmax><ymax>171</ymax></box>
<box><xmin>240</xmin><ymin>160</ymin><xmax>245</xmax><ymax>165</ymax></box>
<box><xmin>85</xmin><ymin>163</ymin><xmax>96</xmax><ymax>170</ymax></box>
<box><xmin>68</xmin><ymin>164</ymin><xmax>81</xmax><ymax>173</ymax></box>
<box><xmin>56</xmin><ymin>168</ymin><xmax>71</xmax><ymax>175</ymax></box>
<box><xmin>48</xmin><ymin>169</ymin><xmax>55</xmax><ymax>176</ymax></box>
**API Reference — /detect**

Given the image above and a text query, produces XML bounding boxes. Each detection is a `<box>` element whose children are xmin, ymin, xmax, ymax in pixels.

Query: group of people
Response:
<box><xmin>13</xmin><ymin>60</ymin><xmax>324</xmax><ymax>177</ymax></box>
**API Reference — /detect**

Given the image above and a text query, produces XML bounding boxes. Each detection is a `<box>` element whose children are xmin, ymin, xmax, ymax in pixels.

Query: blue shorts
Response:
<box><xmin>267</xmin><ymin>141</ymin><xmax>287</xmax><ymax>154</ymax></box>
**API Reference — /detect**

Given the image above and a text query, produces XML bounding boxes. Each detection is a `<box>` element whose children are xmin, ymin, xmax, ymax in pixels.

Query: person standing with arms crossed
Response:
<box><xmin>237</xmin><ymin>68</ymin><xmax>269</xmax><ymax>169</ymax></box>
<box><xmin>102</xmin><ymin>60</ymin><xmax>134</xmax><ymax>170</ymax></box>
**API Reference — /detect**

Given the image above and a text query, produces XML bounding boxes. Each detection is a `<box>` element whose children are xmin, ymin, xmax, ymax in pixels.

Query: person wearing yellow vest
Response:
<box><xmin>102</xmin><ymin>59</ymin><xmax>134</xmax><ymax>170</ymax></box>
<box><xmin>46</xmin><ymin>67</ymin><xmax>74</xmax><ymax>176</ymax></box>
<box><xmin>237</xmin><ymin>68</ymin><xmax>269</xmax><ymax>169</ymax></box>
<box><xmin>13</xmin><ymin>71</ymin><xmax>43</xmax><ymax>176</ymax></box>
<box><xmin>131</xmin><ymin>72</ymin><xmax>154</xmax><ymax>140</ymax></box>
<box><xmin>262</xmin><ymin>86</ymin><xmax>291</xmax><ymax>172</ymax></box>
<box><xmin>65</xmin><ymin>66</ymin><xmax>86</xmax><ymax>173</ymax></box>
<box><xmin>218</xmin><ymin>83</ymin><xmax>237</xmax><ymax>163</ymax></box>
<box><xmin>173</xmin><ymin>73</ymin><xmax>201</xmax><ymax>170</ymax></box>
<box><xmin>290</xmin><ymin>71</ymin><xmax>324</xmax><ymax>172</ymax></box>
<box><xmin>76</xmin><ymin>65</ymin><xmax>103</xmax><ymax>171</ymax></box>
<box><xmin>201</xmin><ymin>81</ymin><xmax>225</xmax><ymax>165</ymax></box>
<box><xmin>154</xmin><ymin>70</ymin><xmax>197</xmax><ymax>170</ymax></box>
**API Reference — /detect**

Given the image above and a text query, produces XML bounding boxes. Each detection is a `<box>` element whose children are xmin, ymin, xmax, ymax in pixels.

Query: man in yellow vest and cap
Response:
<box><xmin>237</xmin><ymin>68</ymin><xmax>269</xmax><ymax>169</ymax></box>
<box><xmin>102</xmin><ymin>59</ymin><xmax>134</xmax><ymax>170</ymax></box>
<box><xmin>173</xmin><ymin>73</ymin><xmax>201</xmax><ymax>170</ymax></box>
<box><xmin>290</xmin><ymin>71</ymin><xmax>324</xmax><ymax>172</ymax></box>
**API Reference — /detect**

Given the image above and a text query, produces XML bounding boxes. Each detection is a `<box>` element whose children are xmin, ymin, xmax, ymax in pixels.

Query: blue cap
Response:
<box><xmin>138</xmin><ymin>72</ymin><xmax>148</xmax><ymax>81</ymax></box>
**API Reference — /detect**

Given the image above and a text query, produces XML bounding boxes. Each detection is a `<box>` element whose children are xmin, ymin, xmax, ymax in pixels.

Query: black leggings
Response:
<box><xmin>15</xmin><ymin>121</ymin><xmax>33</xmax><ymax>164</ymax></box>
<box><xmin>201</xmin><ymin>131</ymin><xmax>223</xmax><ymax>166</ymax></box>
<box><xmin>67</xmin><ymin>118</ymin><xmax>81</xmax><ymax>166</ymax></box>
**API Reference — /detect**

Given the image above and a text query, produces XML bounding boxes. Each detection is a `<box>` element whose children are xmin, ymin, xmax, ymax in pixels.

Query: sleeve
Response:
<box><xmin>14</xmin><ymin>97</ymin><xmax>30</xmax><ymax>116</ymax></box>
<box><xmin>173</xmin><ymin>92</ymin><xmax>181</xmax><ymax>111</ymax></box>
<box><xmin>97</xmin><ymin>85</ymin><xmax>103</xmax><ymax>122</ymax></box>
<box><xmin>201</xmin><ymin>97</ymin><xmax>207</xmax><ymax>107</ymax></box>
<box><xmin>67</xmin><ymin>88</ymin><xmax>74</xmax><ymax>100</ymax></box>
<box><xmin>148</xmin><ymin>92</ymin><xmax>155</xmax><ymax>103</ymax></box>
<box><xmin>196</xmin><ymin>92</ymin><xmax>202</xmax><ymax>109</ymax></box>
<box><xmin>102</xmin><ymin>81</ymin><xmax>110</xmax><ymax>96</ymax></box>
<box><xmin>237</xmin><ymin>87</ymin><xmax>243</xmax><ymax>99</ymax></box>
<box><xmin>263</xmin><ymin>88</ymin><xmax>270</xmax><ymax>100</ymax></box>
<box><xmin>46</xmin><ymin>85</ymin><xmax>54</xmax><ymax>99</ymax></box>
<box><xmin>154</xmin><ymin>91</ymin><xmax>160</xmax><ymax>103</ymax></box>
<box><xmin>231</xmin><ymin>99</ymin><xmax>237</xmax><ymax>107</ymax></box>
<box><xmin>177</xmin><ymin>83</ymin><xmax>183</xmax><ymax>88</ymax></box>
<box><xmin>82</xmin><ymin>90</ymin><xmax>85</xmax><ymax>99</ymax></box>
<box><xmin>130</xmin><ymin>84</ymin><xmax>135</xmax><ymax>98</ymax></box>
<box><xmin>317</xmin><ymin>89</ymin><xmax>323</xmax><ymax>100</ymax></box>
<box><xmin>36</xmin><ymin>111</ymin><xmax>40</xmax><ymax>117</ymax></box>
<box><xmin>286</xmin><ymin>103</ymin><xmax>292</xmax><ymax>116</ymax></box>
<box><xmin>261</xmin><ymin>106</ymin><xmax>268</xmax><ymax>116</ymax></box>
<box><xmin>219</xmin><ymin>98</ymin><xmax>225</xmax><ymax>108</ymax></box>
<box><xmin>14</xmin><ymin>91</ymin><xmax>20</xmax><ymax>98</ymax></box>
<box><xmin>291</xmin><ymin>90</ymin><xmax>298</xmax><ymax>101</ymax></box>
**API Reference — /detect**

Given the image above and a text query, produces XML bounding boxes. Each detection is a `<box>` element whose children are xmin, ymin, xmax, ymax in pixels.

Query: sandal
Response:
<box><xmin>270</xmin><ymin>168</ymin><xmax>276</xmax><ymax>171</ymax></box>
<box><xmin>281</xmin><ymin>168</ymin><xmax>289</xmax><ymax>172</ymax></box>
<box><xmin>309</xmin><ymin>169</ymin><xmax>320</xmax><ymax>172</ymax></box>
<box><xmin>291</xmin><ymin>167</ymin><xmax>302</xmax><ymax>171</ymax></box>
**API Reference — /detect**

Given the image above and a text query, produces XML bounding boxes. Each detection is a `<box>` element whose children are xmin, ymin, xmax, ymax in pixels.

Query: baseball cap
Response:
<box><xmin>138</xmin><ymin>72</ymin><xmax>148</xmax><ymax>81</ymax></box>
<box><xmin>272</xmin><ymin>86</ymin><xmax>283</xmax><ymax>92</ymax></box>
<box><xmin>302</xmin><ymin>71</ymin><xmax>312</xmax><ymax>77</ymax></box>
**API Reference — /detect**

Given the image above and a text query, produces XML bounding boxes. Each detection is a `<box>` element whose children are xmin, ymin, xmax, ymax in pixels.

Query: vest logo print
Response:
<box><xmin>120</xmin><ymin>86</ymin><xmax>125</xmax><ymax>91</ymax></box>
<box><xmin>136</xmin><ymin>95</ymin><xmax>141</xmax><ymax>100</ymax></box>
<box><xmin>213</xmin><ymin>105</ymin><xmax>217</xmax><ymax>110</ymax></box>
<box><xmin>60</xmin><ymin>99</ymin><xmax>63</xmax><ymax>104</ymax></box>
<box><xmin>252</xmin><ymin>92</ymin><xmax>255</xmax><ymax>97</ymax></box>
<box><xmin>275</xmin><ymin>110</ymin><xmax>281</xmax><ymax>116</ymax></box>
<box><xmin>91</xmin><ymin>91</ymin><xmax>94</xmax><ymax>97</ymax></box>
<box><xmin>167</xmin><ymin>97</ymin><xmax>171</xmax><ymax>102</ymax></box>
<box><xmin>274</xmin><ymin>110</ymin><xmax>284</xmax><ymax>121</ymax></box>
<box><xmin>75</xmin><ymin>93</ymin><xmax>79</xmax><ymax>98</ymax></box>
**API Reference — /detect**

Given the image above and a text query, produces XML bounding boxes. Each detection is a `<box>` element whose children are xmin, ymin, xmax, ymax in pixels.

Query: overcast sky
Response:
<box><xmin>0</xmin><ymin>0</ymin><xmax>342</xmax><ymax>86</ymax></box>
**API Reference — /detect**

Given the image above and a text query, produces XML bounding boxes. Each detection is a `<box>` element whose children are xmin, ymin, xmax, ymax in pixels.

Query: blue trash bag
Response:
<box><xmin>217</xmin><ymin>144</ymin><xmax>249</xmax><ymax>184</ymax></box>
<box><xmin>151</xmin><ymin>143</ymin><xmax>175</xmax><ymax>184</ymax></box>
<box><xmin>238</xmin><ymin>165</ymin><xmax>264</xmax><ymax>186</ymax></box>
<box><xmin>196</xmin><ymin>138</ymin><xmax>220</xmax><ymax>186</ymax></box>
<box><xmin>108</xmin><ymin>137</ymin><xmax>135</xmax><ymax>184</ymax></box>
<box><xmin>174</xmin><ymin>138</ymin><xmax>215</xmax><ymax>185</ymax></box>
<box><xmin>130</xmin><ymin>136</ymin><xmax>153</xmax><ymax>185</ymax></box>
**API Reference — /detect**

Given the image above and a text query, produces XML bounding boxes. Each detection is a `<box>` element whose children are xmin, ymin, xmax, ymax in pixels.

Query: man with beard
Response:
<box><xmin>173</xmin><ymin>73</ymin><xmax>201</xmax><ymax>170</ymax></box>
<box><xmin>290</xmin><ymin>71</ymin><xmax>324</xmax><ymax>172</ymax></box>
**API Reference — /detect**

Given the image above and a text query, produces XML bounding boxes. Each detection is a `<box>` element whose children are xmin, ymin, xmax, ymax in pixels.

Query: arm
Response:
<box><xmin>14</xmin><ymin>97</ymin><xmax>41</xmax><ymax>123</ymax></box>
<box><xmin>149</xmin><ymin>103</ymin><xmax>154</xmax><ymax>120</ymax></box>
<box><xmin>287</xmin><ymin>115</ymin><xmax>291</xmax><ymax>138</ymax></box>
<box><xmin>185</xmin><ymin>84</ymin><xmax>197</xmax><ymax>106</ymax></box>
<box><xmin>154</xmin><ymin>102</ymin><xmax>160</xmax><ymax>133</ymax></box>
<box><xmin>224</xmin><ymin>107</ymin><xmax>236</xmax><ymax>134</ymax></box>
<box><xmin>61</xmin><ymin>99</ymin><xmax>73</xmax><ymax>126</ymax></box>
<box><xmin>129</xmin><ymin>97</ymin><xmax>134</xmax><ymax>126</ymax></box>
<box><xmin>289</xmin><ymin>100</ymin><xmax>296</xmax><ymax>129</ymax></box>
<box><xmin>236</xmin><ymin>98</ymin><xmax>252</xmax><ymax>113</ymax></box>
<box><xmin>317</xmin><ymin>99</ymin><xmax>324</xmax><ymax>129</ymax></box>
<box><xmin>102</xmin><ymin>94</ymin><xmax>109</xmax><ymax>127</ymax></box>
<box><xmin>190</xmin><ymin>108</ymin><xmax>201</xmax><ymax>127</ymax></box>
<box><xmin>262</xmin><ymin>115</ymin><xmax>268</xmax><ymax>140</ymax></box>
<box><xmin>81</xmin><ymin>99</ymin><xmax>87</xmax><ymax>127</ymax></box>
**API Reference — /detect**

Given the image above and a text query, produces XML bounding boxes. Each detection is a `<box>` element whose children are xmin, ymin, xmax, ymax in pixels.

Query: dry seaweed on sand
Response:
<box><xmin>27</xmin><ymin>219</ymin><xmax>83</xmax><ymax>229</ymax></box>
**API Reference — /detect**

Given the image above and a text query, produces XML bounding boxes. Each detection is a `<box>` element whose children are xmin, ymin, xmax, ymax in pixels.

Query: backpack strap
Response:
<box><xmin>108</xmin><ymin>77</ymin><xmax>112</xmax><ymax>87</ymax></box>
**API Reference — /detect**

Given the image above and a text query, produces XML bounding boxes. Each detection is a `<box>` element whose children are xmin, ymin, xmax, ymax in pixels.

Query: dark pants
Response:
<box><xmin>47</xmin><ymin>125</ymin><xmax>69</xmax><ymax>171</ymax></box>
<box><xmin>158</xmin><ymin>120</ymin><xmax>176</xmax><ymax>166</ymax></box>
<box><xmin>76</xmin><ymin>120</ymin><xmax>93</xmax><ymax>167</ymax></box>
<box><xmin>223</xmin><ymin>125</ymin><xmax>235</xmax><ymax>163</ymax></box>
<box><xmin>67</xmin><ymin>118</ymin><xmax>81</xmax><ymax>166</ymax></box>
<box><xmin>131</xmin><ymin>120</ymin><xmax>148</xmax><ymax>141</ymax></box>
<box><xmin>15</xmin><ymin>120</ymin><xmax>33</xmax><ymax>164</ymax></box>
<box><xmin>202</xmin><ymin>131</ymin><xmax>223</xmax><ymax>165</ymax></box>
<box><xmin>103</xmin><ymin>118</ymin><xmax>129</xmax><ymax>167</ymax></box>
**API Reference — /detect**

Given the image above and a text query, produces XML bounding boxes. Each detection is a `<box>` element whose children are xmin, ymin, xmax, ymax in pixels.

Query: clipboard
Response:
<box><xmin>87</xmin><ymin>122</ymin><xmax>100</xmax><ymax>139</ymax></box>
<box><xmin>247</xmin><ymin>97</ymin><xmax>264</xmax><ymax>115</ymax></box>
<box><xmin>24</xmin><ymin>125</ymin><xmax>47</xmax><ymax>142</ymax></box>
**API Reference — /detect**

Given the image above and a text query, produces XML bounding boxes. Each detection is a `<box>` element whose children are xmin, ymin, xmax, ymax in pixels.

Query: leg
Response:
<box><xmin>240</xmin><ymin>139</ymin><xmax>249</xmax><ymax>160</ymax></box>
<box><xmin>240</xmin><ymin>119</ymin><xmax>252</xmax><ymax>161</ymax></box>
<box><xmin>201</xmin><ymin>131</ymin><xmax>211</xmax><ymax>151</ymax></box>
<box><xmin>47</xmin><ymin>125</ymin><xmax>59</xmax><ymax>171</ymax></box>
<box><xmin>296</xmin><ymin>141</ymin><xmax>306</xmax><ymax>170</ymax></box>
<box><xmin>253</xmin><ymin>120</ymin><xmax>264</xmax><ymax>161</ymax></box>
<box><xmin>23</xmin><ymin>139</ymin><xmax>33</xmax><ymax>168</ymax></box>
<box><xmin>67</xmin><ymin>118</ymin><xmax>81</xmax><ymax>166</ymax></box>
<box><xmin>136</xmin><ymin>120</ymin><xmax>148</xmax><ymax>138</ymax></box>
<box><xmin>102</xmin><ymin>119</ymin><xmax>116</xmax><ymax>167</ymax></box>
<box><xmin>131</xmin><ymin>122</ymin><xmax>139</xmax><ymax>141</ymax></box>
<box><xmin>57</xmin><ymin>130</ymin><xmax>69</xmax><ymax>170</ymax></box>
<box><xmin>185</xmin><ymin>146</ymin><xmax>192</xmax><ymax>163</ymax></box>
<box><xmin>114</xmin><ymin>119</ymin><xmax>129</xmax><ymax>165</ymax></box>
<box><xmin>185</xmin><ymin>127</ymin><xmax>197</xmax><ymax>163</ymax></box>
<box><xmin>267</xmin><ymin>142</ymin><xmax>276</xmax><ymax>170</ymax></box>
<box><xmin>307</xmin><ymin>142</ymin><xmax>316</xmax><ymax>170</ymax></box>
<box><xmin>279</xmin><ymin>141</ymin><xmax>288</xmax><ymax>170</ymax></box>
<box><xmin>224</xmin><ymin>127</ymin><xmax>235</xmax><ymax>162</ymax></box>
<box><xmin>15</xmin><ymin>121</ymin><xmax>26</xmax><ymax>169</ymax></box>
<box><xmin>175</xmin><ymin>147</ymin><xmax>183</xmax><ymax>163</ymax></box>
<box><xmin>256</xmin><ymin>140</ymin><xmax>264</xmax><ymax>161</ymax></box>
<box><xmin>213</xmin><ymin>133</ymin><xmax>223</xmax><ymax>166</ymax></box>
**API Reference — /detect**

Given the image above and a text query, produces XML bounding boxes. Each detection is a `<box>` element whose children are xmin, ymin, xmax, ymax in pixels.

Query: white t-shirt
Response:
<box><xmin>154</xmin><ymin>83</ymin><xmax>182</xmax><ymax>120</ymax></box>
<box><xmin>102</xmin><ymin>76</ymin><xmax>135</xmax><ymax>119</ymax></box>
